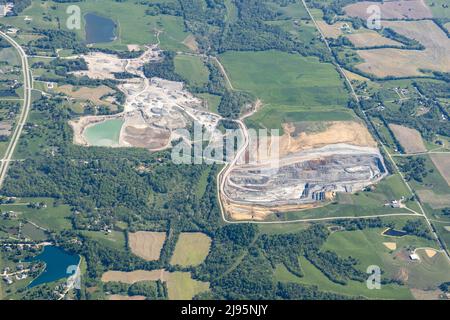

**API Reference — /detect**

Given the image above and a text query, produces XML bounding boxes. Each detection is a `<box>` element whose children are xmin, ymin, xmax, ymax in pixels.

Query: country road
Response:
<box><xmin>0</xmin><ymin>31</ymin><xmax>33</xmax><ymax>188</ymax></box>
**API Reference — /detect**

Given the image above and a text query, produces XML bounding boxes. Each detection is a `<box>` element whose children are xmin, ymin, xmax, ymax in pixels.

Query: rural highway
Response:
<box><xmin>299</xmin><ymin>0</ymin><xmax>450</xmax><ymax>262</ymax></box>
<box><xmin>0</xmin><ymin>31</ymin><xmax>33</xmax><ymax>188</ymax></box>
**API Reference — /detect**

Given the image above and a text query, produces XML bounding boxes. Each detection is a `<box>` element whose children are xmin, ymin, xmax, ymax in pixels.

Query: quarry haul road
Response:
<box><xmin>0</xmin><ymin>31</ymin><xmax>32</xmax><ymax>189</ymax></box>
<box><xmin>299</xmin><ymin>0</ymin><xmax>450</xmax><ymax>262</ymax></box>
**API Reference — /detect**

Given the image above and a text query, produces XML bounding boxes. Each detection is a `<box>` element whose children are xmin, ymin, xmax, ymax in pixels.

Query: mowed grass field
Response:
<box><xmin>6</xmin><ymin>0</ymin><xmax>190</xmax><ymax>51</ymax></box>
<box><xmin>406</xmin><ymin>155</ymin><xmax>450</xmax><ymax>195</ymax></box>
<box><xmin>0</xmin><ymin>197</ymin><xmax>72</xmax><ymax>231</ymax></box>
<box><xmin>274</xmin><ymin>256</ymin><xmax>413</xmax><ymax>299</ymax></box>
<box><xmin>322</xmin><ymin>227</ymin><xmax>450</xmax><ymax>289</ymax></box>
<box><xmin>170</xmin><ymin>232</ymin><xmax>212</xmax><ymax>267</ymax></box>
<box><xmin>245</xmin><ymin>104</ymin><xmax>355</xmax><ymax>132</ymax></box>
<box><xmin>219</xmin><ymin>50</ymin><xmax>351</xmax><ymax>131</ymax></box>
<box><xmin>219</xmin><ymin>50</ymin><xmax>348</xmax><ymax>108</ymax></box>
<box><xmin>275</xmin><ymin>220</ymin><xmax>450</xmax><ymax>299</ymax></box>
<box><xmin>426</xmin><ymin>0</ymin><xmax>450</xmax><ymax>18</ymax></box>
<box><xmin>174</xmin><ymin>55</ymin><xmax>210</xmax><ymax>86</ymax></box>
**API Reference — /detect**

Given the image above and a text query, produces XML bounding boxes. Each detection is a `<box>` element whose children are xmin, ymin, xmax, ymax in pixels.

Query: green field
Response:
<box><xmin>174</xmin><ymin>55</ymin><xmax>209</xmax><ymax>86</ymax></box>
<box><xmin>245</xmin><ymin>104</ymin><xmax>355</xmax><ymax>132</ymax></box>
<box><xmin>405</xmin><ymin>155</ymin><xmax>450</xmax><ymax>195</ymax></box>
<box><xmin>81</xmin><ymin>230</ymin><xmax>126</xmax><ymax>251</ymax></box>
<box><xmin>21</xmin><ymin>222</ymin><xmax>47</xmax><ymax>241</ymax></box>
<box><xmin>322</xmin><ymin>227</ymin><xmax>450</xmax><ymax>289</ymax></box>
<box><xmin>426</xmin><ymin>0</ymin><xmax>450</xmax><ymax>18</ymax></box>
<box><xmin>5</xmin><ymin>0</ymin><xmax>190</xmax><ymax>51</ymax></box>
<box><xmin>197</xmin><ymin>93</ymin><xmax>221</xmax><ymax>114</ymax></box>
<box><xmin>265</xmin><ymin>173</ymin><xmax>416</xmax><ymax>222</ymax></box>
<box><xmin>0</xmin><ymin>47</ymin><xmax>20</xmax><ymax>66</ymax></box>
<box><xmin>267</xmin><ymin>1</ymin><xmax>310</xmax><ymax>20</ymax></box>
<box><xmin>167</xmin><ymin>271</ymin><xmax>209</xmax><ymax>300</ymax></box>
<box><xmin>220</xmin><ymin>50</ymin><xmax>348</xmax><ymax>108</ymax></box>
<box><xmin>0</xmin><ymin>198</ymin><xmax>72</xmax><ymax>231</ymax></box>
<box><xmin>274</xmin><ymin>256</ymin><xmax>413</xmax><ymax>299</ymax></box>
<box><xmin>195</xmin><ymin>167</ymin><xmax>212</xmax><ymax>198</ymax></box>
<box><xmin>170</xmin><ymin>233</ymin><xmax>212</xmax><ymax>267</ymax></box>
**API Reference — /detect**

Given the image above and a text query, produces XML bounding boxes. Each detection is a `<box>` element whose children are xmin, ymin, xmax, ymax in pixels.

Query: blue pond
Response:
<box><xmin>84</xmin><ymin>12</ymin><xmax>117</xmax><ymax>44</ymax></box>
<box><xmin>28</xmin><ymin>246</ymin><xmax>80</xmax><ymax>288</ymax></box>
<box><xmin>382</xmin><ymin>228</ymin><xmax>408</xmax><ymax>237</ymax></box>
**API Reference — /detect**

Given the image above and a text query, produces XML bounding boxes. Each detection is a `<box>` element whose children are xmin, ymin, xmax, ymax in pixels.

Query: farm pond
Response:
<box><xmin>27</xmin><ymin>246</ymin><xmax>80</xmax><ymax>288</ymax></box>
<box><xmin>85</xmin><ymin>12</ymin><xmax>117</xmax><ymax>44</ymax></box>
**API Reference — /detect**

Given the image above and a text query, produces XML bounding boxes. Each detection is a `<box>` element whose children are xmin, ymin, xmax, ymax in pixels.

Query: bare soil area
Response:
<box><xmin>279</xmin><ymin>121</ymin><xmax>377</xmax><ymax>156</ymax></box>
<box><xmin>383</xmin><ymin>242</ymin><xmax>397</xmax><ymax>250</ymax></box>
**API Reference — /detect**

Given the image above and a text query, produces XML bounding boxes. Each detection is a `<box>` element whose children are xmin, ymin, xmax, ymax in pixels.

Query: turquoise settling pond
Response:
<box><xmin>84</xmin><ymin>119</ymin><xmax>124</xmax><ymax>147</ymax></box>
<box><xmin>28</xmin><ymin>246</ymin><xmax>80</xmax><ymax>288</ymax></box>
<box><xmin>85</xmin><ymin>12</ymin><xmax>117</xmax><ymax>44</ymax></box>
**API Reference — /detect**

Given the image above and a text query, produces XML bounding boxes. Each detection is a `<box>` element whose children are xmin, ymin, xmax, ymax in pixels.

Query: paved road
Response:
<box><xmin>0</xmin><ymin>31</ymin><xmax>33</xmax><ymax>188</ymax></box>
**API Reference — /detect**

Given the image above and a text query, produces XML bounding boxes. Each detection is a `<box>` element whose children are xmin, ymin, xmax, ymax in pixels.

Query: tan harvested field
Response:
<box><xmin>128</xmin><ymin>231</ymin><xmax>166</xmax><ymax>261</ymax></box>
<box><xmin>355</xmin><ymin>20</ymin><xmax>450</xmax><ymax>77</ymax></box>
<box><xmin>346</xmin><ymin>32</ymin><xmax>401</xmax><ymax>47</ymax></box>
<box><xmin>343</xmin><ymin>69</ymin><xmax>370</xmax><ymax>81</ymax></box>
<box><xmin>109</xmin><ymin>295</ymin><xmax>146</xmax><ymax>300</ymax></box>
<box><xmin>56</xmin><ymin>85</ymin><xmax>115</xmax><ymax>106</ymax></box>
<box><xmin>101</xmin><ymin>269</ymin><xmax>168</xmax><ymax>284</ymax></box>
<box><xmin>170</xmin><ymin>233</ymin><xmax>212</xmax><ymax>267</ymax></box>
<box><xmin>389</xmin><ymin>124</ymin><xmax>426</xmax><ymax>153</ymax></box>
<box><xmin>316</xmin><ymin>21</ymin><xmax>347</xmax><ymax>38</ymax></box>
<box><xmin>102</xmin><ymin>270</ymin><xmax>209</xmax><ymax>300</ymax></box>
<box><xmin>416</xmin><ymin>190</ymin><xmax>450</xmax><ymax>209</ymax></box>
<box><xmin>430</xmin><ymin>154</ymin><xmax>450</xmax><ymax>186</ymax></box>
<box><xmin>344</xmin><ymin>0</ymin><xmax>433</xmax><ymax>20</ymax></box>
<box><xmin>383</xmin><ymin>242</ymin><xmax>397</xmax><ymax>250</ymax></box>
